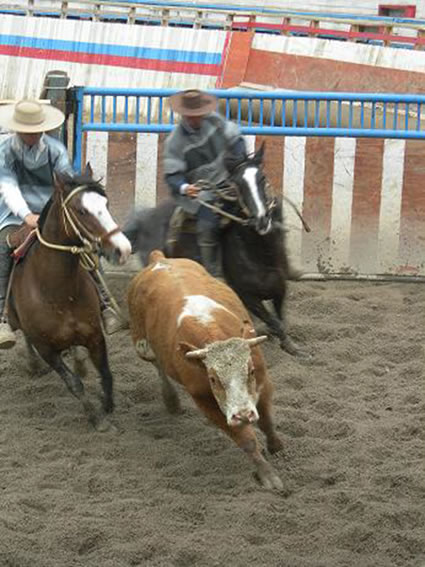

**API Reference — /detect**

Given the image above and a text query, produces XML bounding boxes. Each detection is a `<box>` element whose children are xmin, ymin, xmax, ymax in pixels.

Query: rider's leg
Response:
<box><xmin>0</xmin><ymin>226</ymin><xmax>18</xmax><ymax>349</ymax></box>
<box><xmin>196</xmin><ymin>207</ymin><xmax>223</xmax><ymax>280</ymax></box>
<box><xmin>90</xmin><ymin>267</ymin><xmax>128</xmax><ymax>336</ymax></box>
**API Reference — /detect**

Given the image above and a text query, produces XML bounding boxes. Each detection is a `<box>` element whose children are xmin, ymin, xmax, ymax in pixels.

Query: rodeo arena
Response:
<box><xmin>0</xmin><ymin>0</ymin><xmax>424</xmax><ymax>565</ymax></box>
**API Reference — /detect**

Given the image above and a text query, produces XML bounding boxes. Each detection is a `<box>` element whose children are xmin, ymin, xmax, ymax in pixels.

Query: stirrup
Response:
<box><xmin>0</xmin><ymin>319</ymin><xmax>16</xmax><ymax>350</ymax></box>
<box><xmin>102</xmin><ymin>307</ymin><xmax>128</xmax><ymax>335</ymax></box>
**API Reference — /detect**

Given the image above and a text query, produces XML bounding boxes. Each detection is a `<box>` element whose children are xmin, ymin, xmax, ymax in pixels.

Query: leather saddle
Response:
<box><xmin>6</xmin><ymin>224</ymin><xmax>37</xmax><ymax>262</ymax></box>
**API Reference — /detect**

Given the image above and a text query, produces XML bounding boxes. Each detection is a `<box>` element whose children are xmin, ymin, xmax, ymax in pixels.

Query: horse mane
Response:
<box><xmin>65</xmin><ymin>173</ymin><xmax>107</xmax><ymax>198</ymax></box>
<box><xmin>38</xmin><ymin>197</ymin><xmax>53</xmax><ymax>230</ymax></box>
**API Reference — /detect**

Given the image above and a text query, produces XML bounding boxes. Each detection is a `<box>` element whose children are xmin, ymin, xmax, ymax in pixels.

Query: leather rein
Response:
<box><xmin>194</xmin><ymin>179</ymin><xmax>277</xmax><ymax>227</ymax></box>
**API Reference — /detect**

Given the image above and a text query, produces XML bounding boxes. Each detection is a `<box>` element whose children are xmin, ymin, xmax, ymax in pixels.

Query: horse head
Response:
<box><xmin>53</xmin><ymin>166</ymin><xmax>131</xmax><ymax>265</ymax></box>
<box><xmin>224</xmin><ymin>142</ymin><xmax>273</xmax><ymax>235</ymax></box>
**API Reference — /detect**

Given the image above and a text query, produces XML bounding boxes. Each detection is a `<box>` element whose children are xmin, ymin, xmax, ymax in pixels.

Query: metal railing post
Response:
<box><xmin>70</xmin><ymin>87</ymin><xmax>84</xmax><ymax>173</ymax></box>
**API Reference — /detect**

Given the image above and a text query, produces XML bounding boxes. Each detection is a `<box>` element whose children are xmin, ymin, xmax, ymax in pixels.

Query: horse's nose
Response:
<box><xmin>109</xmin><ymin>233</ymin><xmax>132</xmax><ymax>265</ymax></box>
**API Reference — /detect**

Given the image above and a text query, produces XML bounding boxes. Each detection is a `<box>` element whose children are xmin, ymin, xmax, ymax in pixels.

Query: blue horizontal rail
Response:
<box><xmin>72</xmin><ymin>87</ymin><xmax>425</xmax><ymax>171</ymax></box>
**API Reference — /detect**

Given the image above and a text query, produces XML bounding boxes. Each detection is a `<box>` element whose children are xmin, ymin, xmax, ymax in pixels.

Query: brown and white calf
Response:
<box><xmin>127</xmin><ymin>250</ymin><xmax>283</xmax><ymax>490</ymax></box>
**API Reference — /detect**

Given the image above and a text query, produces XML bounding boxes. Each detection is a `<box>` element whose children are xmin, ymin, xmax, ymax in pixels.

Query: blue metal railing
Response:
<box><xmin>72</xmin><ymin>87</ymin><xmax>425</xmax><ymax>171</ymax></box>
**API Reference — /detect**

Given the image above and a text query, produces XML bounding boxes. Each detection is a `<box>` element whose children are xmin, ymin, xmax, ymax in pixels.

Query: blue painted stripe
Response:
<box><xmin>0</xmin><ymin>34</ymin><xmax>222</xmax><ymax>65</ymax></box>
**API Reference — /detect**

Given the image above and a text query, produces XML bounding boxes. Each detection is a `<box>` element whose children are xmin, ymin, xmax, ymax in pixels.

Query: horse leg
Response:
<box><xmin>23</xmin><ymin>334</ymin><xmax>50</xmax><ymax>377</ymax></box>
<box><xmin>271</xmin><ymin>294</ymin><xmax>303</xmax><ymax>356</ymax></box>
<box><xmin>86</xmin><ymin>336</ymin><xmax>114</xmax><ymax>415</ymax></box>
<box><xmin>239</xmin><ymin>292</ymin><xmax>298</xmax><ymax>354</ymax></box>
<box><xmin>33</xmin><ymin>344</ymin><xmax>98</xmax><ymax>427</ymax></box>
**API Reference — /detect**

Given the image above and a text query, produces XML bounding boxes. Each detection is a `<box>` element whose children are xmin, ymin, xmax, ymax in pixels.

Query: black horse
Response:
<box><xmin>124</xmin><ymin>144</ymin><xmax>300</xmax><ymax>355</ymax></box>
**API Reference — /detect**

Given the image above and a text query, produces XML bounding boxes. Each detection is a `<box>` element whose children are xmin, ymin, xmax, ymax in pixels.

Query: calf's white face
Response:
<box><xmin>186</xmin><ymin>337</ymin><xmax>261</xmax><ymax>427</ymax></box>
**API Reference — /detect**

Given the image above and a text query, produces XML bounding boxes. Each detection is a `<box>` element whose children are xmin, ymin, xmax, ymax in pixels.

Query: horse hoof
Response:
<box><xmin>280</xmin><ymin>337</ymin><xmax>311</xmax><ymax>359</ymax></box>
<box><xmin>96</xmin><ymin>417</ymin><xmax>117</xmax><ymax>433</ymax></box>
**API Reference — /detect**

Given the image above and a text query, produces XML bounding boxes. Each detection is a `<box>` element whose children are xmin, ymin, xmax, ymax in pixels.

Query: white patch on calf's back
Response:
<box><xmin>177</xmin><ymin>295</ymin><xmax>234</xmax><ymax>327</ymax></box>
<box><xmin>151</xmin><ymin>262</ymin><xmax>170</xmax><ymax>271</ymax></box>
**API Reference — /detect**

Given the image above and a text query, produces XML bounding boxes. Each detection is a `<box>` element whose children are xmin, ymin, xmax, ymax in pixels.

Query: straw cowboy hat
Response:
<box><xmin>170</xmin><ymin>89</ymin><xmax>217</xmax><ymax>117</ymax></box>
<box><xmin>0</xmin><ymin>99</ymin><xmax>65</xmax><ymax>133</ymax></box>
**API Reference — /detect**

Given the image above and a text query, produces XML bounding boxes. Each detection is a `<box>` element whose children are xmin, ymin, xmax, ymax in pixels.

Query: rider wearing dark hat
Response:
<box><xmin>163</xmin><ymin>89</ymin><xmax>247</xmax><ymax>279</ymax></box>
<box><xmin>0</xmin><ymin>100</ymin><xmax>124</xmax><ymax>348</ymax></box>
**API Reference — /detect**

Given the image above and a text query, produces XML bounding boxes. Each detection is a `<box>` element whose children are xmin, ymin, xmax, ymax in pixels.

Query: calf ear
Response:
<box><xmin>178</xmin><ymin>342</ymin><xmax>207</xmax><ymax>360</ymax></box>
<box><xmin>241</xmin><ymin>319</ymin><xmax>256</xmax><ymax>339</ymax></box>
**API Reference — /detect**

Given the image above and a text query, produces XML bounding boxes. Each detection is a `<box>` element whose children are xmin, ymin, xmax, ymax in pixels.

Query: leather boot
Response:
<box><xmin>90</xmin><ymin>268</ymin><xmax>128</xmax><ymax>335</ymax></box>
<box><xmin>199</xmin><ymin>244</ymin><xmax>224</xmax><ymax>280</ymax></box>
<box><xmin>101</xmin><ymin>305</ymin><xmax>128</xmax><ymax>335</ymax></box>
<box><xmin>0</xmin><ymin>240</ymin><xmax>16</xmax><ymax>349</ymax></box>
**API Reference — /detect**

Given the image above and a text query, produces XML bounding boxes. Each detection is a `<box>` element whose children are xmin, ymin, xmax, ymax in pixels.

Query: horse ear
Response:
<box><xmin>253</xmin><ymin>141</ymin><xmax>265</xmax><ymax>164</ymax></box>
<box><xmin>84</xmin><ymin>162</ymin><xmax>94</xmax><ymax>178</ymax></box>
<box><xmin>224</xmin><ymin>151</ymin><xmax>245</xmax><ymax>174</ymax></box>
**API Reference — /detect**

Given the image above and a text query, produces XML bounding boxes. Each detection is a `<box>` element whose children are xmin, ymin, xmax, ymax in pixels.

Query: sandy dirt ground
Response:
<box><xmin>0</xmin><ymin>274</ymin><xmax>424</xmax><ymax>567</ymax></box>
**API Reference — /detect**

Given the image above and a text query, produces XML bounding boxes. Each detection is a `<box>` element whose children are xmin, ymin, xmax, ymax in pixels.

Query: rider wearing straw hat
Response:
<box><xmin>0</xmin><ymin>99</ymin><xmax>123</xmax><ymax>349</ymax></box>
<box><xmin>163</xmin><ymin>89</ymin><xmax>247</xmax><ymax>279</ymax></box>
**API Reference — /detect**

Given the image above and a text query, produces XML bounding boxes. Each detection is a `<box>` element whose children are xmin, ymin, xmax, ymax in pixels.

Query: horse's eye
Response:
<box><xmin>78</xmin><ymin>208</ymin><xmax>86</xmax><ymax>216</ymax></box>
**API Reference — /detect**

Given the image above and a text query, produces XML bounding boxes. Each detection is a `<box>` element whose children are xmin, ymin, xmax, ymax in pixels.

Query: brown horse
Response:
<box><xmin>7</xmin><ymin>170</ymin><xmax>131</xmax><ymax>428</ymax></box>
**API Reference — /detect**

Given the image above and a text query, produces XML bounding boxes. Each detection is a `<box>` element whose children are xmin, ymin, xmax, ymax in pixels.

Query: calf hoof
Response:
<box><xmin>96</xmin><ymin>417</ymin><xmax>117</xmax><ymax>433</ymax></box>
<box><xmin>255</xmin><ymin>463</ymin><xmax>283</xmax><ymax>491</ymax></box>
<box><xmin>164</xmin><ymin>396</ymin><xmax>182</xmax><ymax>415</ymax></box>
<box><xmin>267</xmin><ymin>435</ymin><xmax>283</xmax><ymax>455</ymax></box>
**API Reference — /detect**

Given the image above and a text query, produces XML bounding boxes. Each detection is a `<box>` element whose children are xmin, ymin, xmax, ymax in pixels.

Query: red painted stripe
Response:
<box><xmin>350</xmin><ymin>139</ymin><xmax>384</xmax><ymax>273</ymax></box>
<box><xmin>302</xmin><ymin>137</ymin><xmax>334</xmax><ymax>270</ymax></box>
<box><xmin>399</xmin><ymin>140</ymin><xmax>425</xmax><ymax>273</ymax></box>
<box><xmin>0</xmin><ymin>45</ymin><xmax>220</xmax><ymax>76</ymax></box>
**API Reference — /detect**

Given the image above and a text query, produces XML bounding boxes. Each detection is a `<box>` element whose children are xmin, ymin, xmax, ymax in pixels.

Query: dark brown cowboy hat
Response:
<box><xmin>170</xmin><ymin>89</ymin><xmax>217</xmax><ymax>117</ymax></box>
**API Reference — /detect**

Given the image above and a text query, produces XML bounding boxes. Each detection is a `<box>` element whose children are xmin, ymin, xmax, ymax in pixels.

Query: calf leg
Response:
<box><xmin>156</xmin><ymin>366</ymin><xmax>181</xmax><ymax>414</ymax></box>
<box><xmin>193</xmin><ymin>395</ymin><xmax>283</xmax><ymax>490</ymax></box>
<box><xmin>256</xmin><ymin>380</ymin><xmax>283</xmax><ymax>454</ymax></box>
<box><xmin>33</xmin><ymin>343</ymin><xmax>98</xmax><ymax>427</ymax></box>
